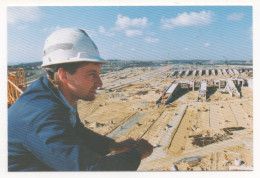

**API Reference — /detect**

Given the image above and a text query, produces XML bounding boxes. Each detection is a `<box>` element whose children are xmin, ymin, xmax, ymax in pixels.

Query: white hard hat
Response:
<box><xmin>42</xmin><ymin>28</ymin><xmax>108</xmax><ymax>67</ymax></box>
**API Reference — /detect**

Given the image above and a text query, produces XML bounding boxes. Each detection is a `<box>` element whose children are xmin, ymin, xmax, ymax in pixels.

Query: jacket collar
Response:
<box><xmin>42</xmin><ymin>73</ymin><xmax>75</xmax><ymax>111</ymax></box>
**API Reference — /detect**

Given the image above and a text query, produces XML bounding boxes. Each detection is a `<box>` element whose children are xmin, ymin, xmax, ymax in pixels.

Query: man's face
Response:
<box><xmin>66</xmin><ymin>63</ymin><xmax>103</xmax><ymax>102</ymax></box>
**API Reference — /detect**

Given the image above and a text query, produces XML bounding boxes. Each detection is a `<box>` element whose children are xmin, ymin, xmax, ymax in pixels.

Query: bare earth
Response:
<box><xmin>77</xmin><ymin>66</ymin><xmax>253</xmax><ymax>171</ymax></box>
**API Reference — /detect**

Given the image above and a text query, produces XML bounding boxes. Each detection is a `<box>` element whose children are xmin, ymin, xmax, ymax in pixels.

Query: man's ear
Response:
<box><xmin>57</xmin><ymin>68</ymin><xmax>68</xmax><ymax>83</ymax></box>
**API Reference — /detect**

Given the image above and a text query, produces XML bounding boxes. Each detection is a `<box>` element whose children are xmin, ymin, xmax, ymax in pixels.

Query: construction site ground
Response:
<box><xmin>77</xmin><ymin>66</ymin><xmax>253</xmax><ymax>171</ymax></box>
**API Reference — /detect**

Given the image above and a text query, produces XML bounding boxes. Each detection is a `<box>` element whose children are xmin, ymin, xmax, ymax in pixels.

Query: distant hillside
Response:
<box><xmin>8</xmin><ymin>62</ymin><xmax>42</xmax><ymax>70</ymax></box>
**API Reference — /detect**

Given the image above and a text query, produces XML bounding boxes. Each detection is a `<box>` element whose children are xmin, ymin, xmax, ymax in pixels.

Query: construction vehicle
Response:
<box><xmin>8</xmin><ymin>68</ymin><xmax>27</xmax><ymax>107</ymax></box>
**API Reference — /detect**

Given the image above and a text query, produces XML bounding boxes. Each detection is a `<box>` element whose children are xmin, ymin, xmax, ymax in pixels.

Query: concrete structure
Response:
<box><xmin>164</xmin><ymin>83</ymin><xmax>181</xmax><ymax>105</ymax></box>
<box><xmin>232</xmin><ymin>78</ymin><xmax>245</xmax><ymax>87</ymax></box>
<box><xmin>165</xmin><ymin>105</ymin><xmax>188</xmax><ymax>149</ymax></box>
<box><xmin>214</xmin><ymin>80</ymin><xmax>220</xmax><ymax>88</ymax></box>
<box><xmin>177</xmin><ymin>70</ymin><xmax>183</xmax><ymax>77</ymax></box>
<box><xmin>205</xmin><ymin>70</ymin><xmax>209</xmax><ymax>76</ymax></box>
<box><xmin>120</xmin><ymin>72</ymin><xmax>133</xmax><ymax>79</ymax></box>
<box><xmin>157</xmin><ymin>77</ymin><xmax>250</xmax><ymax>105</ymax></box>
<box><xmin>198</xmin><ymin>81</ymin><xmax>207</xmax><ymax>101</ymax></box>
<box><xmin>247</xmin><ymin>78</ymin><xmax>253</xmax><ymax>89</ymax></box>
<box><xmin>211</xmin><ymin>69</ymin><xmax>215</xmax><ymax>76</ymax></box>
<box><xmin>179</xmin><ymin>81</ymin><xmax>189</xmax><ymax>89</ymax></box>
<box><xmin>192</xmin><ymin>70</ymin><xmax>197</xmax><ymax>76</ymax></box>
<box><xmin>222</xmin><ymin>69</ymin><xmax>227</xmax><ymax>75</ymax></box>
<box><xmin>156</xmin><ymin>82</ymin><xmax>175</xmax><ymax>104</ymax></box>
<box><xmin>199</xmin><ymin>70</ymin><xmax>203</xmax><ymax>76</ymax></box>
<box><xmin>185</xmin><ymin>70</ymin><xmax>189</xmax><ymax>76</ymax></box>
<box><xmin>107</xmin><ymin>113</ymin><xmax>146</xmax><ymax>138</ymax></box>
<box><xmin>217</xmin><ymin>69</ymin><xmax>222</xmax><ymax>76</ymax></box>
<box><xmin>190</xmin><ymin>81</ymin><xmax>195</xmax><ymax>91</ymax></box>
<box><xmin>171</xmin><ymin>71</ymin><xmax>178</xmax><ymax>77</ymax></box>
<box><xmin>168</xmin><ymin>67</ymin><xmax>252</xmax><ymax>78</ymax></box>
<box><xmin>214</xmin><ymin>79</ymin><xmax>228</xmax><ymax>88</ymax></box>
<box><xmin>222</xmin><ymin>79</ymin><xmax>240</xmax><ymax>97</ymax></box>
<box><xmin>228</xmin><ymin>69</ymin><xmax>234</xmax><ymax>76</ymax></box>
<box><xmin>233</xmin><ymin>69</ymin><xmax>239</xmax><ymax>75</ymax></box>
<box><xmin>180</xmin><ymin>71</ymin><xmax>186</xmax><ymax>77</ymax></box>
<box><xmin>105</xmin><ymin>65</ymin><xmax>174</xmax><ymax>90</ymax></box>
<box><xmin>220</xmin><ymin>79</ymin><xmax>227</xmax><ymax>88</ymax></box>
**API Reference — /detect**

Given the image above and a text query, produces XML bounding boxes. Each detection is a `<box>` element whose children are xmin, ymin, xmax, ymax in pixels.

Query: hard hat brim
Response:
<box><xmin>41</xmin><ymin>57</ymin><xmax>108</xmax><ymax>68</ymax></box>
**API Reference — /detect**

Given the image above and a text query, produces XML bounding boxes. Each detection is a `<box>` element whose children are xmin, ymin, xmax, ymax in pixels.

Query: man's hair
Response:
<box><xmin>44</xmin><ymin>62</ymin><xmax>90</xmax><ymax>89</ymax></box>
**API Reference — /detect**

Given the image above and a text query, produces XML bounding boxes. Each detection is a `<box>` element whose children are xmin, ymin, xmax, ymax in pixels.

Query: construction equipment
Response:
<box><xmin>8</xmin><ymin>68</ymin><xmax>27</xmax><ymax>107</ymax></box>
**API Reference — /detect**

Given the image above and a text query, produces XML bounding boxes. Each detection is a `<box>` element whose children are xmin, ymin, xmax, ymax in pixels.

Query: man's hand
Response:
<box><xmin>109</xmin><ymin>138</ymin><xmax>153</xmax><ymax>160</ymax></box>
<box><xmin>134</xmin><ymin>139</ymin><xmax>153</xmax><ymax>160</ymax></box>
<box><xmin>109</xmin><ymin>139</ymin><xmax>137</xmax><ymax>153</ymax></box>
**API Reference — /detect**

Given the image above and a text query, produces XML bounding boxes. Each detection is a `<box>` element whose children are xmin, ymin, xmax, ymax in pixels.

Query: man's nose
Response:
<box><xmin>96</xmin><ymin>75</ymin><xmax>103</xmax><ymax>87</ymax></box>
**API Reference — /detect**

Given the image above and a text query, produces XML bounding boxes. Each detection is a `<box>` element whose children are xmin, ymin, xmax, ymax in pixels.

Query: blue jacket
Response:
<box><xmin>8</xmin><ymin>74</ymin><xmax>141</xmax><ymax>171</ymax></box>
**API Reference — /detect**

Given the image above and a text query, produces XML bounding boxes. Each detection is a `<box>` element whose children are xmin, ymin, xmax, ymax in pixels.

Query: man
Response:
<box><xmin>8</xmin><ymin>28</ymin><xmax>153</xmax><ymax>171</ymax></box>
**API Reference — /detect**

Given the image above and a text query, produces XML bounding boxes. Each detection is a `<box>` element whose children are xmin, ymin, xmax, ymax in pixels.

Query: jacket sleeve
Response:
<box><xmin>75</xmin><ymin>120</ymin><xmax>115</xmax><ymax>156</ymax></box>
<box><xmin>24</xmin><ymin>105</ymin><xmax>141</xmax><ymax>171</ymax></box>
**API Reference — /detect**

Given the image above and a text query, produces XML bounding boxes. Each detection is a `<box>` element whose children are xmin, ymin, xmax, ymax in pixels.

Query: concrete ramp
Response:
<box><xmin>164</xmin><ymin>83</ymin><xmax>180</xmax><ymax>105</ymax></box>
<box><xmin>166</xmin><ymin>83</ymin><xmax>178</xmax><ymax>94</ymax></box>
<box><xmin>141</xmin><ymin>105</ymin><xmax>188</xmax><ymax>163</ymax></box>
<box><xmin>107</xmin><ymin>113</ymin><xmax>146</xmax><ymax>139</ymax></box>
<box><xmin>156</xmin><ymin>83</ymin><xmax>174</xmax><ymax>104</ymax></box>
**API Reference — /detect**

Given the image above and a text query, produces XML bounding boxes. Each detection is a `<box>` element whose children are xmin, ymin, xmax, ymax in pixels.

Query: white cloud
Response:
<box><xmin>112</xmin><ymin>14</ymin><xmax>151</xmax><ymax>37</ymax></box>
<box><xmin>41</xmin><ymin>26</ymin><xmax>61</xmax><ymax>33</ymax></box>
<box><xmin>85</xmin><ymin>30</ymin><xmax>97</xmax><ymax>38</ymax></box>
<box><xmin>161</xmin><ymin>11</ymin><xmax>213</xmax><ymax>30</ymax></box>
<box><xmin>8</xmin><ymin>7</ymin><xmax>43</xmax><ymax>25</ymax></box>
<box><xmin>114</xmin><ymin>14</ymin><xmax>150</xmax><ymax>30</ymax></box>
<box><xmin>98</xmin><ymin>26</ymin><xmax>106</xmax><ymax>34</ymax></box>
<box><xmin>227</xmin><ymin>13</ymin><xmax>244</xmax><ymax>21</ymax></box>
<box><xmin>130</xmin><ymin>48</ymin><xmax>136</xmax><ymax>51</ymax></box>
<box><xmin>184</xmin><ymin>48</ymin><xmax>189</xmax><ymax>50</ymax></box>
<box><xmin>204</xmin><ymin>43</ymin><xmax>210</xmax><ymax>47</ymax></box>
<box><xmin>125</xmin><ymin>29</ymin><xmax>143</xmax><ymax>37</ymax></box>
<box><xmin>144</xmin><ymin>37</ymin><xmax>160</xmax><ymax>43</ymax></box>
<box><xmin>98</xmin><ymin>26</ymin><xmax>115</xmax><ymax>36</ymax></box>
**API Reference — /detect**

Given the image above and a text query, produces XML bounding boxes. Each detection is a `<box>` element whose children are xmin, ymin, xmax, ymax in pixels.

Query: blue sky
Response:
<box><xmin>7</xmin><ymin>6</ymin><xmax>252</xmax><ymax>64</ymax></box>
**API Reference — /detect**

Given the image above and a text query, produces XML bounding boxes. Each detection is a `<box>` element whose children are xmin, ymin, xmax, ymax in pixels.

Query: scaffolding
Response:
<box><xmin>8</xmin><ymin>68</ymin><xmax>27</xmax><ymax>107</ymax></box>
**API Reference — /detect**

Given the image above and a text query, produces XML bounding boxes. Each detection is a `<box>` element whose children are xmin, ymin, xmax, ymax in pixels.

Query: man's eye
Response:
<box><xmin>90</xmin><ymin>73</ymin><xmax>98</xmax><ymax>77</ymax></box>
